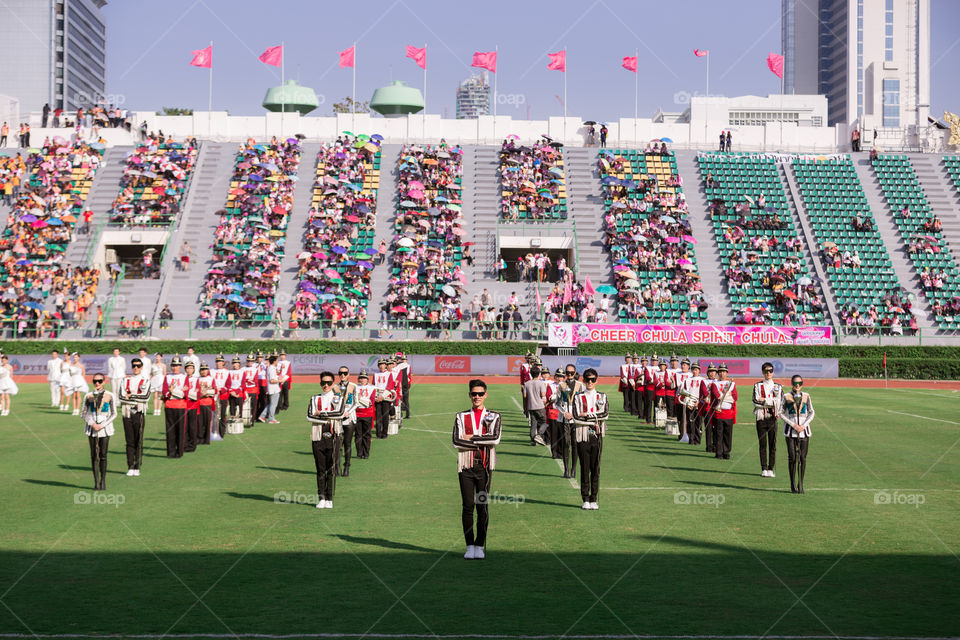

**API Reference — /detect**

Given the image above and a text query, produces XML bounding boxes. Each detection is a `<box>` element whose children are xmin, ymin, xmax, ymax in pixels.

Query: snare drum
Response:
<box><xmin>664</xmin><ymin>417</ymin><xmax>680</xmax><ymax>436</ymax></box>
<box><xmin>227</xmin><ymin>418</ymin><xmax>244</xmax><ymax>435</ymax></box>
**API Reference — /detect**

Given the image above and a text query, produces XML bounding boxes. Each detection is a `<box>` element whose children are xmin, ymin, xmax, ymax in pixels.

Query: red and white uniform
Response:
<box><xmin>665</xmin><ymin>366</ymin><xmax>681</xmax><ymax>398</ymax></box>
<box><xmin>212</xmin><ymin>367</ymin><xmax>230</xmax><ymax>401</ymax></box>
<box><xmin>227</xmin><ymin>369</ymin><xmax>246</xmax><ymax>399</ymax></box>
<box><xmin>354</xmin><ymin>384</ymin><xmax>377</xmax><ymax>419</ymax></box>
<box><xmin>242</xmin><ymin>364</ymin><xmax>258</xmax><ymax>397</ymax></box>
<box><xmin>277</xmin><ymin>359</ymin><xmax>292</xmax><ymax>388</ymax></box>
<box><xmin>618</xmin><ymin>362</ymin><xmax>631</xmax><ymax>392</ymax></box>
<box><xmin>643</xmin><ymin>363</ymin><xmax>657</xmax><ymax>391</ymax></box>
<box><xmin>699</xmin><ymin>377</ymin><xmax>718</xmax><ymax>417</ymax></box>
<box><xmin>162</xmin><ymin>372</ymin><xmax>188</xmax><ymax>408</ymax></box>
<box><xmin>452</xmin><ymin>408</ymin><xmax>502</xmax><ymax>471</ymax></box>
<box><xmin>710</xmin><ymin>380</ymin><xmax>738</xmax><ymax>422</ymax></box>
<box><xmin>654</xmin><ymin>369</ymin><xmax>668</xmax><ymax>398</ymax></box>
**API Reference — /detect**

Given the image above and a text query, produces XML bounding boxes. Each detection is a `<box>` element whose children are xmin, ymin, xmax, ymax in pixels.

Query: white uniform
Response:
<box><xmin>0</xmin><ymin>365</ymin><xmax>18</xmax><ymax>396</ymax></box>
<box><xmin>183</xmin><ymin>354</ymin><xmax>201</xmax><ymax>372</ymax></box>
<box><xmin>68</xmin><ymin>364</ymin><xmax>89</xmax><ymax>396</ymax></box>
<box><xmin>82</xmin><ymin>391</ymin><xmax>117</xmax><ymax>437</ymax></box>
<box><xmin>149</xmin><ymin>362</ymin><xmax>166</xmax><ymax>393</ymax></box>
<box><xmin>46</xmin><ymin>357</ymin><xmax>63</xmax><ymax>406</ymax></box>
<box><xmin>107</xmin><ymin>355</ymin><xmax>127</xmax><ymax>394</ymax></box>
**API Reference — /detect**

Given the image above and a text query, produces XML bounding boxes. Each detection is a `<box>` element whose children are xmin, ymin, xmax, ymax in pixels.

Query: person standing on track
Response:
<box><xmin>781</xmin><ymin>375</ymin><xmax>814</xmax><ymax>494</ymax></box>
<box><xmin>309</xmin><ymin>372</ymin><xmax>347</xmax><ymax>510</ymax></box>
<box><xmin>571</xmin><ymin>368</ymin><xmax>607</xmax><ymax>510</ymax></box>
<box><xmin>353</xmin><ymin>371</ymin><xmax>376</xmax><ymax>460</ymax></box>
<box><xmin>523</xmin><ymin>365</ymin><xmax>548</xmax><ymax>446</ymax></box>
<box><xmin>711</xmin><ymin>363</ymin><xmax>738</xmax><ymax>460</ymax></box>
<box><xmin>118</xmin><ymin>357</ymin><xmax>150</xmax><ymax>476</ymax></box>
<box><xmin>453</xmin><ymin>379</ymin><xmax>502</xmax><ymax>560</ymax></box>
<box><xmin>753</xmin><ymin>363</ymin><xmax>784</xmax><ymax>478</ymax></box>
<box><xmin>82</xmin><ymin>374</ymin><xmax>116</xmax><ymax>491</ymax></box>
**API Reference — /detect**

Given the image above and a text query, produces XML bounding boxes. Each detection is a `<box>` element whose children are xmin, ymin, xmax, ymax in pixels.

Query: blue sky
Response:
<box><xmin>104</xmin><ymin>0</ymin><xmax>960</xmax><ymax>122</ymax></box>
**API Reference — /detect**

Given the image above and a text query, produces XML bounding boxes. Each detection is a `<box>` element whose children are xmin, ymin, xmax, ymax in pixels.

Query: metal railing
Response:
<box><xmin>100</xmin><ymin>264</ymin><xmax>126</xmax><ymax>332</ymax></box>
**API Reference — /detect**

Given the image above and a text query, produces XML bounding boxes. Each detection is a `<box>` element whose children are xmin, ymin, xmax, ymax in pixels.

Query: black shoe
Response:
<box><xmin>342</xmin><ymin>468</ymin><xmax>350</xmax><ymax>477</ymax></box>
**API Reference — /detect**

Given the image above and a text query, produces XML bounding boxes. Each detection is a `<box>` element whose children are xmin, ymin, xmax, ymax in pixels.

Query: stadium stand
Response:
<box><xmin>498</xmin><ymin>137</ymin><xmax>567</xmax><ymax>220</ymax></box>
<box><xmin>697</xmin><ymin>153</ymin><xmax>827</xmax><ymax>326</ymax></box>
<box><xmin>792</xmin><ymin>156</ymin><xmax>915</xmax><ymax>335</ymax></box>
<box><xmin>599</xmin><ymin>147</ymin><xmax>707</xmax><ymax>323</ymax></box>
<box><xmin>872</xmin><ymin>154</ymin><xmax>960</xmax><ymax>330</ymax></box>
<box><xmin>945</xmin><ymin>156</ymin><xmax>960</xmax><ymax>196</ymax></box>
<box><xmin>0</xmin><ymin>141</ymin><xmax>103</xmax><ymax>336</ymax></box>
<box><xmin>199</xmin><ymin>138</ymin><xmax>302</xmax><ymax>325</ymax></box>
<box><xmin>108</xmin><ymin>135</ymin><xmax>198</xmax><ymax>227</ymax></box>
<box><xmin>291</xmin><ymin>135</ymin><xmax>382</xmax><ymax>331</ymax></box>
<box><xmin>386</xmin><ymin>143</ymin><xmax>465</xmax><ymax>330</ymax></box>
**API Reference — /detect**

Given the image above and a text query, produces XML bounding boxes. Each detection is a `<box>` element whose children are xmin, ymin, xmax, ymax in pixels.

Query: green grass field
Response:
<box><xmin>0</xmin><ymin>381</ymin><xmax>958</xmax><ymax>640</ymax></box>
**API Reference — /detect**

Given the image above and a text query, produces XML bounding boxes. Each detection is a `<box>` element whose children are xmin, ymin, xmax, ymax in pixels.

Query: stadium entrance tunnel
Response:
<box><xmin>498</xmin><ymin>246</ymin><xmax>574</xmax><ymax>283</ymax></box>
<box><xmin>105</xmin><ymin>243</ymin><xmax>165</xmax><ymax>278</ymax></box>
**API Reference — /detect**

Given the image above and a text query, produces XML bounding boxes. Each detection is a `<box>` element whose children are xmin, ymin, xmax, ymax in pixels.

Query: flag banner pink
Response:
<box><xmin>547</xmin><ymin>50</ymin><xmax>566</xmax><ymax>72</ymax></box>
<box><xmin>562</xmin><ymin>280</ymin><xmax>572</xmax><ymax>305</ymax></box>
<box><xmin>339</xmin><ymin>45</ymin><xmax>355</xmax><ymax>69</ymax></box>
<box><xmin>766</xmin><ymin>52</ymin><xmax>784</xmax><ymax>79</ymax></box>
<box><xmin>548</xmin><ymin>323</ymin><xmax>833</xmax><ymax>348</ymax></box>
<box><xmin>259</xmin><ymin>45</ymin><xmax>283</xmax><ymax>67</ymax></box>
<box><xmin>190</xmin><ymin>45</ymin><xmax>212</xmax><ymax>68</ymax></box>
<box><xmin>583</xmin><ymin>276</ymin><xmax>596</xmax><ymax>296</ymax></box>
<box><xmin>621</xmin><ymin>55</ymin><xmax>637</xmax><ymax>72</ymax></box>
<box><xmin>694</xmin><ymin>49</ymin><xmax>708</xmax><ymax>57</ymax></box>
<box><xmin>535</xmin><ymin>286</ymin><xmax>542</xmax><ymax>309</ymax></box>
<box><xmin>406</xmin><ymin>45</ymin><xmax>426</xmax><ymax>69</ymax></box>
<box><xmin>471</xmin><ymin>50</ymin><xmax>497</xmax><ymax>73</ymax></box>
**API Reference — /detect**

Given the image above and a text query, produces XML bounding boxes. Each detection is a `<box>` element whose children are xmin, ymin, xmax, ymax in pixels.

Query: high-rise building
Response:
<box><xmin>455</xmin><ymin>74</ymin><xmax>490</xmax><ymax>119</ymax></box>
<box><xmin>782</xmin><ymin>0</ymin><xmax>929</xmax><ymax>131</ymax></box>
<box><xmin>0</xmin><ymin>0</ymin><xmax>107</xmax><ymax>114</ymax></box>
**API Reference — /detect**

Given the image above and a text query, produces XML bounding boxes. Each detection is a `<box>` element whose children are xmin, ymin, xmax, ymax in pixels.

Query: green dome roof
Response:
<box><xmin>370</xmin><ymin>81</ymin><xmax>424</xmax><ymax>117</ymax></box>
<box><xmin>262</xmin><ymin>80</ymin><xmax>320</xmax><ymax>115</ymax></box>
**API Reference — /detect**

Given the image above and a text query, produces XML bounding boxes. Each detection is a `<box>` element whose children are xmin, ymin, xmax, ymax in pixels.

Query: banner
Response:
<box><xmin>548</xmin><ymin>323</ymin><xmax>833</xmax><ymax>347</ymax></box>
<box><xmin>5</xmin><ymin>354</ymin><xmax>838</xmax><ymax>379</ymax></box>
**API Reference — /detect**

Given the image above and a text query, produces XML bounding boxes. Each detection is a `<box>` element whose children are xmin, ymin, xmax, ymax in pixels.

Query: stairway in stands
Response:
<box><xmin>673</xmin><ymin>150</ymin><xmax>731</xmax><ymax>324</ymax></box>
<box><xmin>365</xmin><ymin>143</ymin><xmax>402</xmax><ymax>328</ymax></box>
<box><xmin>911</xmin><ymin>153</ymin><xmax>960</xmax><ymax>264</ymax></box>
<box><xmin>124</xmin><ymin>141</ymin><xmax>236</xmax><ymax>337</ymax></box>
<box><xmin>273</xmin><ymin>143</ymin><xmax>322</xmax><ymax>316</ymax></box>
<box><xmin>564</xmin><ymin>147</ymin><xmax>613</xmax><ymax>292</ymax></box>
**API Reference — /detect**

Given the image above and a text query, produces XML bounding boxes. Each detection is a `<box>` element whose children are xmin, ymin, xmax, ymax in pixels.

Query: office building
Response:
<box><xmin>456</xmin><ymin>74</ymin><xmax>490</xmax><ymax>119</ymax></box>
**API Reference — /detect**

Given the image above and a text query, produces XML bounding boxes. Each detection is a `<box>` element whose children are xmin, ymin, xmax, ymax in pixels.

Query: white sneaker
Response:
<box><xmin>768</xmin><ymin>471</ymin><xmax>775</xmax><ymax>478</ymax></box>
<box><xmin>133</xmin><ymin>469</ymin><xmax>140</xmax><ymax>476</ymax></box>
<box><xmin>761</xmin><ymin>470</ymin><xmax>768</xmax><ymax>477</ymax></box>
<box><xmin>316</xmin><ymin>501</ymin><xmax>325</xmax><ymax>509</ymax></box>
<box><xmin>72</xmin><ymin>409</ymin><xmax>79</xmax><ymax>415</ymax></box>
<box><xmin>474</xmin><ymin>547</ymin><xmax>485</xmax><ymax>559</ymax></box>
<box><xmin>590</xmin><ymin>502</ymin><xmax>599</xmax><ymax>510</ymax></box>
<box><xmin>464</xmin><ymin>545</ymin><xmax>476</xmax><ymax>559</ymax></box>
<box><xmin>126</xmin><ymin>469</ymin><xmax>135</xmax><ymax>476</ymax></box>
<box><xmin>534</xmin><ymin>435</ymin><xmax>546</xmax><ymax>446</ymax></box>
<box><xmin>325</xmin><ymin>500</ymin><xmax>333</xmax><ymax>509</ymax></box>
<box><xmin>582</xmin><ymin>502</ymin><xmax>591</xmax><ymax>510</ymax></box>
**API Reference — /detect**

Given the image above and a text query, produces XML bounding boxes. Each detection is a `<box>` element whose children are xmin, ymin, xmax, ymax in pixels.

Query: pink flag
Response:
<box><xmin>766</xmin><ymin>52</ymin><xmax>784</xmax><ymax>79</ymax></box>
<box><xmin>258</xmin><ymin>45</ymin><xmax>283</xmax><ymax>67</ymax></box>
<box><xmin>622</xmin><ymin>55</ymin><xmax>637</xmax><ymax>73</ymax></box>
<box><xmin>406</xmin><ymin>45</ymin><xmax>426</xmax><ymax>69</ymax></box>
<box><xmin>339</xmin><ymin>46</ymin><xmax>355</xmax><ymax>69</ymax></box>
<box><xmin>535</xmin><ymin>286</ymin><xmax>542</xmax><ymax>310</ymax></box>
<box><xmin>562</xmin><ymin>280</ymin><xmax>572</xmax><ymax>305</ymax></box>
<box><xmin>471</xmin><ymin>51</ymin><xmax>497</xmax><ymax>73</ymax></box>
<box><xmin>547</xmin><ymin>50</ymin><xmax>566</xmax><ymax>72</ymax></box>
<box><xmin>694</xmin><ymin>49</ymin><xmax>708</xmax><ymax>58</ymax></box>
<box><xmin>189</xmin><ymin>45</ymin><xmax>212</xmax><ymax>68</ymax></box>
<box><xmin>583</xmin><ymin>276</ymin><xmax>596</xmax><ymax>297</ymax></box>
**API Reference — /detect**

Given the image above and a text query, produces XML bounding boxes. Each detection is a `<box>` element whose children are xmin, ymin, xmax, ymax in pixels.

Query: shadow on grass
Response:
<box><xmin>256</xmin><ymin>465</ymin><xmax>312</xmax><ymax>476</ymax></box>
<box><xmin>22</xmin><ymin>478</ymin><xmax>89</xmax><ymax>489</ymax></box>
<box><xmin>331</xmin><ymin>534</ymin><xmax>440</xmax><ymax>553</ymax></box>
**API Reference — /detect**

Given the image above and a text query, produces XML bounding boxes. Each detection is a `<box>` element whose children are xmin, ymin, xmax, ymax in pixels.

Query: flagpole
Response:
<box><xmin>704</xmin><ymin>52</ymin><xmax>709</xmax><ymax>147</ymax></box>
<box><xmin>423</xmin><ymin>43</ymin><xmax>427</xmax><ymax>116</ymax></box>
<box><xmin>633</xmin><ymin>48</ymin><xmax>638</xmax><ymax>148</ymax></box>
<box><xmin>563</xmin><ymin>48</ymin><xmax>567</xmax><ymax>143</ymax></box>
<box><xmin>493</xmin><ymin>45</ymin><xmax>498</xmax><ymax>139</ymax></box>
<box><xmin>280</xmin><ymin>41</ymin><xmax>285</xmax><ymax>139</ymax></box>
<box><xmin>352</xmin><ymin>41</ymin><xmax>357</xmax><ymax>133</ymax></box>
<box><xmin>208</xmin><ymin>40</ymin><xmax>213</xmax><ymax>137</ymax></box>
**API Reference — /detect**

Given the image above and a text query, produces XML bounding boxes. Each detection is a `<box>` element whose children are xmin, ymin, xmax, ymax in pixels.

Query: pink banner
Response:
<box><xmin>548</xmin><ymin>323</ymin><xmax>832</xmax><ymax>347</ymax></box>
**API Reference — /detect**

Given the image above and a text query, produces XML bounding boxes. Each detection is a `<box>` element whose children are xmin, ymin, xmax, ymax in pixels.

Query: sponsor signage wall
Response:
<box><xmin>8</xmin><ymin>354</ymin><xmax>838</xmax><ymax>379</ymax></box>
<box><xmin>548</xmin><ymin>323</ymin><xmax>833</xmax><ymax>347</ymax></box>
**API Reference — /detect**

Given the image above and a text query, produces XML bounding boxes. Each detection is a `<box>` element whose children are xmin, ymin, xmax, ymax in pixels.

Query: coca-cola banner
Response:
<box><xmin>549</xmin><ymin>323</ymin><xmax>833</xmax><ymax>347</ymax></box>
<box><xmin>7</xmin><ymin>353</ymin><xmax>837</xmax><ymax>379</ymax></box>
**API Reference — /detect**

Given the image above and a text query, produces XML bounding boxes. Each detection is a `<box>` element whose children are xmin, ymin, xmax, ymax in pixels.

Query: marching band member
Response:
<box><xmin>255</xmin><ymin>351</ymin><xmax>269</xmax><ymax>420</ymax></box>
<box><xmin>212</xmin><ymin>353</ymin><xmax>230</xmax><ymax>433</ymax></box>
<box><xmin>335</xmin><ymin>365</ymin><xmax>358</xmax><ymax>476</ymax></box>
<box><xmin>387</xmin><ymin>357</ymin><xmax>403</xmax><ymax>430</ymax></box>
<box><xmin>546</xmin><ymin>369</ymin><xmax>563</xmax><ymax>459</ymax></box>
<box><xmin>82</xmin><ymin>374</ymin><xmax>116</xmax><ymax>490</ymax></box>
<box><xmin>277</xmin><ymin>349</ymin><xmax>292</xmax><ymax>412</ymax></box>
<box><xmin>619</xmin><ymin>354</ymin><xmax>633</xmax><ymax>415</ymax></box>
<box><xmin>654</xmin><ymin>358</ymin><xmax>668</xmax><ymax>417</ymax></box>
<box><xmin>699</xmin><ymin>364</ymin><xmax>719</xmax><ymax>453</ymax></box>
<box><xmin>227</xmin><ymin>355</ymin><xmax>246</xmax><ymax>425</ymax></box>
<box><xmin>780</xmin><ymin>375</ymin><xmax>814</xmax><ymax>494</ymax></box>
<box><xmin>630</xmin><ymin>353</ymin><xmax>642</xmax><ymax>417</ymax></box>
<box><xmin>753</xmin><ymin>363</ymin><xmax>784</xmax><ymax>477</ymax></box>
<box><xmin>665</xmin><ymin>354</ymin><xmax>681</xmax><ymax>421</ymax></box>
<box><xmin>107</xmin><ymin>347</ymin><xmax>127</xmax><ymax>396</ymax></box>
<box><xmin>642</xmin><ymin>354</ymin><xmax>657</xmax><ymax>424</ymax></box>
<box><xmin>453</xmin><ymin>378</ymin><xmax>502</xmax><ymax>560</ymax></box>
<box><xmin>675</xmin><ymin>358</ymin><xmax>693</xmax><ymax>441</ymax></box>
<box><xmin>309</xmin><ymin>371</ymin><xmax>347</xmax><ymax>509</ymax></box>
<box><xmin>242</xmin><ymin>354</ymin><xmax>259</xmax><ymax>427</ymax></box>
<box><xmin>571</xmin><ymin>368</ymin><xmax>608</xmax><ymax>510</ymax></box>
<box><xmin>396</xmin><ymin>352</ymin><xmax>412</xmax><ymax>418</ymax></box>
<box><xmin>372</xmin><ymin>358</ymin><xmax>394</xmax><ymax>439</ymax></box>
<box><xmin>519</xmin><ymin>351</ymin><xmax>533</xmax><ymax>418</ymax></box>
<box><xmin>182</xmin><ymin>362</ymin><xmax>199</xmax><ymax>453</ymax></box>
<box><xmin>681</xmin><ymin>362</ymin><xmax>705</xmax><ymax>446</ymax></box>
<box><xmin>559</xmin><ymin>364</ymin><xmax>584</xmax><ymax>479</ymax></box>
<box><xmin>162</xmin><ymin>355</ymin><xmax>188</xmax><ymax>458</ymax></box>
<box><xmin>711</xmin><ymin>363</ymin><xmax>738</xmax><ymax>459</ymax></box>
<box><xmin>118</xmin><ymin>357</ymin><xmax>150</xmax><ymax>476</ymax></box>
<box><xmin>353</xmin><ymin>371</ymin><xmax>376</xmax><ymax>459</ymax></box>
<box><xmin>46</xmin><ymin>349</ymin><xmax>63</xmax><ymax>409</ymax></box>
<box><xmin>196</xmin><ymin>363</ymin><xmax>218</xmax><ymax>445</ymax></box>
<box><xmin>636</xmin><ymin>354</ymin><xmax>649</xmax><ymax>420</ymax></box>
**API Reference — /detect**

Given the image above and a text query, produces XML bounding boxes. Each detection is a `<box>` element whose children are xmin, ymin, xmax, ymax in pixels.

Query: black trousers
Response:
<box><xmin>278</xmin><ymin>381</ymin><xmax>290</xmax><ymax>411</ymax></box>
<box><xmin>705</xmin><ymin>417</ymin><xmax>716</xmax><ymax>453</ymax></box>
<box><xmin>247</xmin><ymin>393</ymin><xmax>258</xmax><ymax>425</ymax></box>
<box><xmin>633</xmin><ymin>387</ymin><xmax>643</xmax><ymax>416</ymax></box>
<box><xmin>786</xmin><ymin>437</ymin><xmax>809</xmax><ymax>493</ymax></box>
<box><xmin>665</xmin><ymin>395</ymin><xmax>676</xmax><ymax>417</ymax></box>
<box><xmin>219</xmin><ymin>396</ymin><xmax>229</xmax><ymax>427</ymax></box>
<box><xmin>714</xmin><ymin>418</ymin><xmax>733</xmax><ymax>458</ymax></box>
<box><xmin>312</xmin><ymin>438</ymin><xmax>338</xmax><ymax>500</ymax></box>
<box><xmin>458</xmin><ymin>466</ymin><xmax>492</xmax><ymax>547</ymax></box>
<box><xmin>164</xmin><ymin>406</ymin><xmax>185</xmax><ymax>457</ymax></box>
<box><xmin>197</xmin><ymin>404</ymin><xmax>213</xmax><ymax>445</ymax></box>
<box><xmin>375</xmin><ymin>401</ymin><xmax>390</xmax><ymax>438</ymax></box>
<box><xmin>577</xmin><ymin>436</ymin><xmax>602</xmax><ymax>502</ymax></box>
<box><xmin>340</xmin><ymin>423</ymin><xmax>355</xmax><ymax>473</ymax></box>
<box><xmin>686</xmin><ymin>408</ymin><xmax>702</xmax><ymax>445</ymax></box>
<box><xmin>528</xmin><ymin>409</ymin><xmax>547</xmax><ymax>442</ymax></box>
<box><xmin>622</xmin><ymin>387</ymin><xmax>633</xmax><ymax>414</ymax></box>
<box><xmin>548</xmin><ymin>419</ymin><xmax>561</xmax><ymax>458</ymax></box>
<box><xmin>559</xmin><ymin>422</ymin><xmax>578</xmax><ymax>477</ymax></box>
<box><xmin>756</xmin><ymin>417</ymin><xmax>778</xmax><ymax>470</ymax></box>
<box><xmin>355</xmin><ymin>415</ymin><xmax>373</xmax><ymax>458</ymax></box>
<box><xmin>184</xmin><ymin>408</ymin><xmax>198</xmax><ymax>453</ymax></box>
<box><xmin>643</xmin><ymin>389</ymin><xmax>655</xmax><ymax>422</ymax></box>
<box><xmin>228</xmin><ymin>395</ymin><xmax>243</xmax><ymax>417</ymax></box>
<box><xmin>401</xmin><ymin>383</ymin><xmax>410</xmax><ymax>418</ymax></box>
<box><xmin>122</xmin><ymin>411</ymin><xmax>145</xmax><ymax>470</ymax></box>
<box><xmin>88</xmin><ymin>435</ymin><xmax>109</xmax><ymax>489</ymax></box>
<box><xmin>256</xmin><ymin>386</ymin><xmax>267</xmax><ymax>419</ymax></box>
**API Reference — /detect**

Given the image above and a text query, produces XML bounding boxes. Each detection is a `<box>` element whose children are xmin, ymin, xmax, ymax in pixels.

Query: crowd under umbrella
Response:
<box><xmin>498</xmin><ymin>136</ymin><xmax>566</xmax><ymax>220</ymax></box>
<box><xmin>109</xmin><ymin>137</ymin><xmax>198</xmax><ymax>227</ymax></box>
